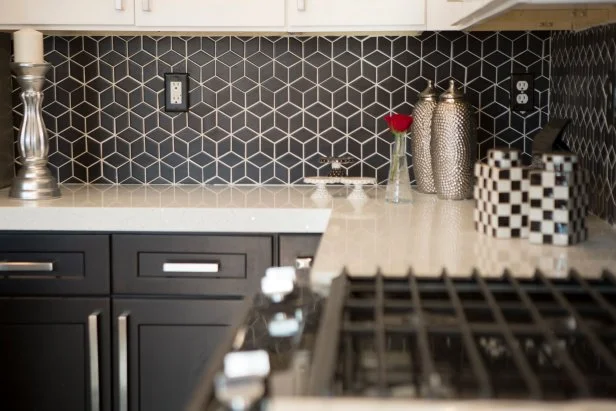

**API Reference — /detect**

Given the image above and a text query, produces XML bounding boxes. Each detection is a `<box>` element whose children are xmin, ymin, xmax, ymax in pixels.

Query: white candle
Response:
<box><xmin>12</xmin><ymin>29</ymin><xmax>44</xmax><ymax>64</ymax></box>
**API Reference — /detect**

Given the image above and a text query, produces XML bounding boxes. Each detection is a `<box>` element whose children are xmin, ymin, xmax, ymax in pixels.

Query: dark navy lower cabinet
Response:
<box><xmin>0</xmin><ymin>297</ymin><xmax>112</xmax><ymax>411</ymax></box>
<box><xmin>0</xmin><ymin>232</ymin><xmax>320</xmax><ymax>411</ymax></box>
<box><xmin>112</xmin><ymin>298</ymin><xmax>243</xmax><ymax>411</ymax></box>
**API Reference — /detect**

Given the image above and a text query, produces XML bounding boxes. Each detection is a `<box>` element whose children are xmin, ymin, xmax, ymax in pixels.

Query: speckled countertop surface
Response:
<box><xmin>0</xmin><ymin>184</ymin><xmax>615</xmax><ymax>288</ymax></box>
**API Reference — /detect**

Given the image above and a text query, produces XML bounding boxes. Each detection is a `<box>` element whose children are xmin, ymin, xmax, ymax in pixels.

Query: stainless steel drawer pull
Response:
<box><xmin>295</xmin><ymin>257</ymin><xmax>313</xmax><ymax>270</ymax></box>
<box><xmin>88</xmin><ymin>313</ymin><xmax>100</xmax><ymax>411</ymax></box>
<box><xmin>0</xmin><ymin>261</ymin><xmax>53</xmax><ymax>272</ymax></box>
<box><xmin>162</xmin><ymin>262</ymin><xmax>220</xmax><ymax>273</ymax></box>
<box><xmin>142</xmin><ymin>0</ymin><xmax>151</xmax><ymax>12</ymax></box>
<box><xmin>114</xmin><ymin>0</ymin><xmax>123</xmax><ymax>10</ymax></box>
<box><xmin>297</xmin><ymin>0</ymin><xmax>305</xmax><ymax>11</ymax></box>
<box><xmin>118</xmin><ymin>314</ymin><xmax>129</xmax><ymax>411</ymax></box>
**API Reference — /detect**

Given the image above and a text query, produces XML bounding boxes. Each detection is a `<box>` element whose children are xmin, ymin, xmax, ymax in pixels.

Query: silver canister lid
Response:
<box><xmin>439</xmin><ymin>79</ymin><xmax>465</xmax><ymax>101</ymax></box>
<box><xmin>418</xmin><ymin>80</ymin><xmax>438</xmax><ymax>101</ymax></box>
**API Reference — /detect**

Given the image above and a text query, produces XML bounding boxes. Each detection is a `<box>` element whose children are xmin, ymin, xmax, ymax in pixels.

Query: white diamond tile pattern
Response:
<box><xmin>12</xmin><ymin>33</ymin><xmax>550</xmax><ymax>185</ymax></box>
<box><xmin>551</xmin><ymin>25</ymin><xmax>616</xmax><ymax>224</ymax></box>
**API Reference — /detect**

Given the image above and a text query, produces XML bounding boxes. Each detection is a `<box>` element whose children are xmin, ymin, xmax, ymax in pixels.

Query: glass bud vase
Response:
<box><xmin>385</xmin><ymin>133</ymin><xmax>413</xmax><ymax>203</ymax></box>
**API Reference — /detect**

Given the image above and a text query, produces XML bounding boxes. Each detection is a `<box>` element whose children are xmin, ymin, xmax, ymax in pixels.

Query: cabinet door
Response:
<box><xmin>113</xmin><ymin>299</ymin><xmax>243</xmax><ymax>411</ymax></box>
<box><xmin>0</xmin><ymin>298</ymin><xmax>112</xmax><ymax>411</ymax></box>
<box><xmin>0</xmin><ymin>0</ymin><xmax>134</xmax><ymax>26</ymax></box>
<box><xmin>135</xmin><ymin>0</ymin><xmax>285</xmax><ymax>29</ymax></box>
<box><xmin>287</xmin><ymin>0</ymin><xmax>425</xmax><ymax>31</ymax></box>
<box><xmin>427</xmin><ymin>0</ymin><xmax>489</xmax><ymax>30</ymax></box>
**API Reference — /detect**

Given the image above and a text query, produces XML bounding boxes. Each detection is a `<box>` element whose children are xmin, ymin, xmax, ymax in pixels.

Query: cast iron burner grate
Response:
<box><xmin>308</xmin><ymin>269</ymin><xmax>616</xmax><ymax>400</ymax></box>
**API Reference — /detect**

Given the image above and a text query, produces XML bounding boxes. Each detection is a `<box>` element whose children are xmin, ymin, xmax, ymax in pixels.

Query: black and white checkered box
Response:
<box><xmin>488</xmin><ymin>148</ymin><xmax>521</xmax><ymax>169</ymax></box>
<box><xmin>528</xmin><ymin>152</ymin><xmax>589</xmax><ymax>246</ymax></box>
<box><xmin>473</xmin><ymin>149</ymin><xmax>530</xmax><ymax>239</ymax></box>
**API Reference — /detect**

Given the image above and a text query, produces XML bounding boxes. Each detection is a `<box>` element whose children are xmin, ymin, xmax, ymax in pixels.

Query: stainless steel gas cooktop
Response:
<box><xmin>189</xmin><ymin>268</ymin><xmax>616</xmax><ymax>410</ymax></box>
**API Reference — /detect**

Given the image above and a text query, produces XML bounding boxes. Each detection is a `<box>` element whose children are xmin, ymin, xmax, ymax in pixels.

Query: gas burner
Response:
<box><xmin>309</xmin><ymin>269</ymin><xmax>616</xmax><ymax>400</ymax></box>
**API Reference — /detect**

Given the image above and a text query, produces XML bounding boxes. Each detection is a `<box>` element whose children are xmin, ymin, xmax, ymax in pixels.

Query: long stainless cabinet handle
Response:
<box><xmin>88</xmin><ymin>314</ymin><xmax>100</xmax><ymax>411</ymax></box>
<box><xmin>118</xmin><ymin>314</ymin><xmax>129</xmax><ymax>411</ymax></box>
<box><xmin>297</xmin><ymin>0</ymin><xmax>305</xmax><ymax>11</ymax></box>
<box><xmin>0</xmin><ymin>261</ymin><xmax>53</xmax><ymax>272</ymax></box>
<box><xmin>162</xmin><ymin>262</ymin><xmax>220</xmax><ymax>273</ymax></box>
<box><xmin>142</xmin><ymin>0</ymin><xmax>151</xmax><ymax>12</ymax></box>
<box><xmin>114</xmin><ymin>0</ymin><xmax>123</xmax><ymax>10</ymax></box>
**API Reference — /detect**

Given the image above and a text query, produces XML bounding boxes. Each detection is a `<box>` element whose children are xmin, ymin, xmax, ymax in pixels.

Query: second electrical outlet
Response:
<box><xmin>510</xmin><ymin>73</ymin><xmax>534</xmax><ymax>112</ymax></box>
<box><xmin>164</xmin><ymin>73</ymin><xmax>189</xmax><ymax>112</ymax></box>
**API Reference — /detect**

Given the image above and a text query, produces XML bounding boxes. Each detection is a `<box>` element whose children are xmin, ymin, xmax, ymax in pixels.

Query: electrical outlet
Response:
<box><xmin>164</xmin><ymin>73</ymin><xmax>189</xmax><ymax>112</ymax></box>
<box><xmin>511</xmin><ymin>73</ymin><xmax>534</xmax><ymax>112</ymax></box>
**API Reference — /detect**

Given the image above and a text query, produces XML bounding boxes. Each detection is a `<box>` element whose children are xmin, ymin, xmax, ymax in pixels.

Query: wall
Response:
<box><xmin>12</xmin><ymin>32</ymin><xmax>550</xmax><ymax>184</ymax></box>
<box><xmin>551</xmin><ymin>25</ymin><xmax>616</xmax><ymax>224</ymax></box>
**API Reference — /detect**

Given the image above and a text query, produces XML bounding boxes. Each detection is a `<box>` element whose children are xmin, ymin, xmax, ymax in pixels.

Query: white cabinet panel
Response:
<box><xmin>427</xmin><ymin>0</ymin><xmax>489</xmax><ymax>30</ymax></box>
<box><xmin>135</xmin><ymin>0</ymin><xmax>286</xmax><ymax>29</ymax></box>
<box><xmin>0</xmin><ymin>0</ymin><xmax>135</xmax><ymax>26</ymax></box>
<box><xmin>287</xmin><ymin>0</ymin><xmax>426</xmax><ymax>31</ymax></box>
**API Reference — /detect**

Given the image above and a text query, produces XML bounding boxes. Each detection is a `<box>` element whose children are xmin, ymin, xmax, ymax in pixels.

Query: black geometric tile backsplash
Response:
<box><xmin>12</xmin><ymin>32</ymin><xmax>550</xmax><ymax>184</ymax></box>
<box><xmin>551</xmin><ymin>25</ymin><xmax>616</xmax><ymax>225</ymax></box>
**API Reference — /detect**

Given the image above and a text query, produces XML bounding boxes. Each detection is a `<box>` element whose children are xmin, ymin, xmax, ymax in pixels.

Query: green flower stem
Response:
<box><xmin>389</xmin><ymin>132</ymin><xmax>405</xmax><ymax>183</ymax></box>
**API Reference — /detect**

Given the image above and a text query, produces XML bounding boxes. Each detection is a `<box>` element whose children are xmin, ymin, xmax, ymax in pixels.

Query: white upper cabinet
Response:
<box><xmin>427</xmin><ymin>0</ymin><xmax>489</xmax><ymax>30</ymax></box>
<box><xmin>0</xmin><ymin>0</ymin><xmax>135</xmax><ymax>26</ymax></box>
<box><xmin>286</xmin><ymin>0</ymin><xmax>426</xmax><ymax>32</ymax></box>
<box><xmin>135</xmin><ymin>0</ymin><xmax>286</xmax><ymax>30</ymax></box>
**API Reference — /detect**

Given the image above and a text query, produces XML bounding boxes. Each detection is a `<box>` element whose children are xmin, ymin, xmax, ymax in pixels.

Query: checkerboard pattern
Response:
<box><xmin>528</xmin><ymin>167</ymin><xmax>589</xmax><ymax>246</ymax></box>
<box><xmin>473</xmin><ymin>153</ymin><xmax>530</xmax><ymax>239</ymax></box>
<box><xmin>487</xmin><ymin>149</ymin><xmax>521</xmax><ymax>168</ymax></box>
<box><xmin>542</xmin><ymin>152</ymin><xmax>578</xmax><ymax>172</ymax></box>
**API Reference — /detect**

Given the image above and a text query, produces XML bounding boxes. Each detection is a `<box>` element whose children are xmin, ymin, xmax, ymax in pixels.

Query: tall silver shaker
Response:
<box><xmin>410</xmin><ymin>80</ymin><xmax>438</xmax><ymax>193</ymax></box>
<box><xmin>431</xmin><ymin>80</ymin><xmax>477</xmax><ymax>200</ymax></box>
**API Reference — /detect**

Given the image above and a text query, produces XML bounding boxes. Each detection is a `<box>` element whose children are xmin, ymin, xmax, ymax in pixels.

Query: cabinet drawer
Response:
<box><xmin>0</xmin><ymin>234</ymin><xmax>110</xmax><ymax>295</ymax></box>
<box><xmin>279</xmin><ymin>234</ymin><xmax>322</xmax><ymax>268</ymax></box>
<box><xmin>112</xmin><ymin>234</ymin><xmax>272</xmax><ymax>296</ymax></box>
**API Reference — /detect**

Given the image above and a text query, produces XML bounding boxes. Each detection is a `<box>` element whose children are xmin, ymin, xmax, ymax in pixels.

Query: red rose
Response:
<box><xmin>384</xmin><ymin>113</ymin><xmax>413</xmax><ymax>133</ymax></box>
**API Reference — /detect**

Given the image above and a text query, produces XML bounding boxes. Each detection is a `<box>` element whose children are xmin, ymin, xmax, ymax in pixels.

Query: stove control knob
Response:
<box><xmin>214</xmin><ymin>373</ymin><xmax>265</xmax><ymax>411</ymax></box>
<box><xmin>261</xmin><ymin>266</ymin><xmax>296</xmax><ymax>302</ymax></box>
<box><xmin>265</xmin><ymin>266</ymin><xmax>296</xmax><ymax>282</ymax></box>
<box><xmin>223</xmin><ymin>350</ymin><xmax>270</xmax><ymax>379</ymax></box>
<box><xmin>268</xmin><ymin>312</ymin><xmax>301</xmax><ymax>337</ymax></box>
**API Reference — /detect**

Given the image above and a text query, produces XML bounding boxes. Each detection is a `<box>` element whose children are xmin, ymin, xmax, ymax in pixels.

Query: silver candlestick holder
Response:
<box><xmin>9</xmin><ymin>62</ymin><xmax>60</xmax><ymax>200</ymax></box>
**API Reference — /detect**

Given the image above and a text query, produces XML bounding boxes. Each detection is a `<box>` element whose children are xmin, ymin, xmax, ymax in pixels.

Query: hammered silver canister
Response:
<box><xmin>410</xmin><ymin>80</ymin><xmax>438</xmax><ymax>193</ymax></box>
<box><xmin>431</xmin><ymin>80</ymin><xmax>477</xmax><ymax>200</ymax></box>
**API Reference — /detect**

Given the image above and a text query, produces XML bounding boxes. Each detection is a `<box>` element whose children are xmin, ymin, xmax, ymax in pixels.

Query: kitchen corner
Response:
<box><xmin>2</xmin><ymin>2</ymin><xmax>616</xmax><ymax>410</ymax></box>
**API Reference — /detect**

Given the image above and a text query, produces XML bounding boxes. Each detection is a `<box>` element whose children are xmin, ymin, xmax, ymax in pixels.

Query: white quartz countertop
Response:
<box><xmin>0</xmin><ymin>184</ymin><xmax>331</xmax><ymax>233</ymax></box>
<box><xmin>0</xmin><ymin>184</ymin><xmax>615</xmax><ymax>287</ymax></box>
